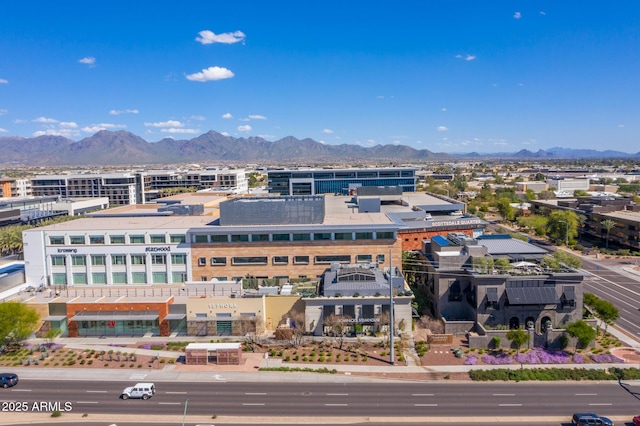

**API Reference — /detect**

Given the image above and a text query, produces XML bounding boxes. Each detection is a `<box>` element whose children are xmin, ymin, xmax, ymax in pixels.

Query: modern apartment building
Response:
<box><xmin>267</xmin><ymin>167</ymin><xmax>417</xmax><ymax>196</ymax></box>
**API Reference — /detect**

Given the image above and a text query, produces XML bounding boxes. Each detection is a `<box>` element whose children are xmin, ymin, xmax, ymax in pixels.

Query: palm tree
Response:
<box><xmin>600</xmin><ymin>219</ymin><xmax>615</xmax><ymax>249</ymax></box>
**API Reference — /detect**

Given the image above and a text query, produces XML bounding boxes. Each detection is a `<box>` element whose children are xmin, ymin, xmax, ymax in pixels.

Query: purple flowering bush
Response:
<box><xmin>464</xmin><ymin>355</ymin><xmax>478</xmax><ymax>365</ymax></box>
<box><xmin>572</xmin><ymin>353</ymin><xmax>585</xmax><ymax>364</ymax></box>
<box><xmin>591</xmin><ymin>353</ymin><xmax>624</xmax><ymax>363</ymax></box>
<box><xmin>481</xmin><ymin>353</ymin><xmax>513</xmax><ymax>365</ymax></box>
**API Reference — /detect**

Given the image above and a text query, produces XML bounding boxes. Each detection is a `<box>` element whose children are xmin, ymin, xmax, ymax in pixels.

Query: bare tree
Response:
<box><xmin>418</xmin><ymin>315</ymin><xmax>445</xmax><ymax>334</ymax></box>
<box><xmin>287</xmin><ymin>310</ymin><xmax>306</xmax><ymax>348</ymax></box>
<box><xmin>323</xmin><ymin>314</ymin><xmax>348</xmax><ymax>350</ymax></box>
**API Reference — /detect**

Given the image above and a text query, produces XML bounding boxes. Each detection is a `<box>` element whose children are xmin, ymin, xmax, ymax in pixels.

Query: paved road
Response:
<box><xmin>2</xmin><ymin>379</ymin><xmax>639</xmax><ymax>422</ymax></box>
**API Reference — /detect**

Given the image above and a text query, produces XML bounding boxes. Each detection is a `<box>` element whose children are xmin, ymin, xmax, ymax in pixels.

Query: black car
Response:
<box><xmin>0</xmin><ymin>373</ymin><xmax>18</xmax><ymax>388</ymax></box>
<box><xmin>572</xmin><ymin>413</ymin><xmax>614</xmax><ymax>426</ymax></box>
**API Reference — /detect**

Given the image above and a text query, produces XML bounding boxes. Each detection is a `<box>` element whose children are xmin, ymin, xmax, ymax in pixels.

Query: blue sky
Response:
<box><xmin>1</xmin><ymin>1</ymin><xmax>639</xmax><ymax>154</ymax></box>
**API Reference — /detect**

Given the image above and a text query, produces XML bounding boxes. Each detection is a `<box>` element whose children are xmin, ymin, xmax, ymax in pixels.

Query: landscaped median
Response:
<box><xmin>469</xmin><ymin>366</ymin><xmax>640</xmax><ymax>381</ymax></box>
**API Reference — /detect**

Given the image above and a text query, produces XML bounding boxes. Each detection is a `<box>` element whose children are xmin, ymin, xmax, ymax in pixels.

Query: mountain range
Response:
<box><xmin>0</xmin><ymin>130</ymin><xmax>638</xmax><ymax>167</ymax></box>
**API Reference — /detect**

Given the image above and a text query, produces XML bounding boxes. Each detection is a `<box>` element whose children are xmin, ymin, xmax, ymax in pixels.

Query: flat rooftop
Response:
<box><xmin>31</xmin><ymin>214</ymin><xmax>215</xmax><ymax>232</ymax></box>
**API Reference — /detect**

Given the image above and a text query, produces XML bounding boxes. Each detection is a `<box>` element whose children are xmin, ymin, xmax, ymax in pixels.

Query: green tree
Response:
<box><xmin>547</xmin><ymin>210</ymin><xmax>578</xmax><ymax>246</ymax></box>
<box><xmin>583</xmin><ymin>293</ymin><xmax>619</xmax><ymax>336</ymax></box>
<box><xmin>494</xmin><ymin>258</ymin><xmax>511</xmax><ymax>273</ymax></box>
<box><xmin>497</xmin><ymin>198</ymin><xmax>515</xmax><ymax>222</ymax></box>
<box><xmin>524</xmin><ymin>189</ymin><xmax>536</xmax><ymax>201</ymax></box>
<box><xmin>566</xmin><ymin>320</ymin><xmax>596</xmax><ymax>353</ymax></box>
<box><xmin>600</xmin><ymin>219</ymin><xmax>615</xmax><ymax>249</ymax></box>
<box><xmin>0</xmin><ymin>302</ymin><xmax>40</xmax><ymax>349</ymax></box>
<box><xmin>506</xmin><ymin>328</ymin><xmax>530</xmax><ymax>353</ymax></box>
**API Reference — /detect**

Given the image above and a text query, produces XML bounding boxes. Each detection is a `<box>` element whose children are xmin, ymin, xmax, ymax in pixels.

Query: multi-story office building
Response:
<box><xmin>0</xmin><ymin>177</ymin><xmax>32</xmax><ymax>198</ymax></box>
<box><xmin>138</xmin><ymin>169</ymin><xmax>248</xmax><ymax>202</ymax></box>
<box><xmin>547</xmin><ymin>177</ymin><xmax>590</xmax><ymax>193</ymax></box>
<box><xmin>267</xmin><ymin>167</ymin><xmax>417</xmax><ymax>196</ymax></box>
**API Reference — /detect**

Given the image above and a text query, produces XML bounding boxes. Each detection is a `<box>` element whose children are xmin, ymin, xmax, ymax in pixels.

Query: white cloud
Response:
<box><xmin>513</xmin><ymin>11</ymin><xmax>522</xmax><ymax>19</ymax></box>
<box><xmin>0</xmin><ymin>78</ymin><xmax>7</xmax><ymax>84</ymax></box>
<box><xmin>237</xmin><ymin>125</ymin><xmax>252</xmax><ymax>132</ymax></box>
<box><xmin>437</xmin><ymin>126</ymin><xmax>449</xmax><ymax>132</ymax></box>
<box><xmin>144</xmin><ymin>120</ymin><xmax>184</xmax><ymax>128</ymax></box>
<box><xmin>59</xmin><ymin>122</ymin><xmax>78</xmax><ymax>129</ymax></box>
<box><xmin>221</xmin><ymin>113</ymin><xmax>233</xmax><ymax>119</ymax></box>
<box><xmin>540</xmin><ymin>11</ymin><xmax>546</xmax><ymax>16</ymax></box>
<box><xmin>33</xmin><ymin>128</ymin><xmax>79</xmax><ymax>138</ymax></box>
<box><xmin>239</xmin><ymin>118</ymin><xmax>250</xmax><ymax>122</ymax></box>
<box><xmin>13</xmin><ymin>119</ymin><xmax>27</xmax><ymax>124</ymax></box>
<box><xmin>0</xmin><ymin>109</ymin><xmax>7</xmax><ymax>115</ymax></box>
<box><xmin>258</xmin><ymin>134</ymin><xmax>275</xmax><ymax>139</ymax></box>
<box><xmin>195</xmin><ymin>30</ymin><xmax>246</xmax><ymax>45</ymax></box>
<box><xmin>186</xmin><ymin>66</ymin><xmax>234</xmax><ymax>82</ymax></box>
<box><xmin>190</xmin><ymin>115</ymin><xmax>206</xmax><ymax>121</ymax></box>
<box><xmin>0</xmin><ymin>128</ymin><xmax>7</xmax><ymax>133</ymax></box>
<box><xmin>109</xmin><ymin>109</ymin><xmax>139</xmax><ymax>115</ymax></box>
<box><xmin>81</xmin><ymin>123</ymin><xmax>127</xmax><ymax>133</ymax></box>
<box><xmin>220</xmin><ymin>131</ymin><xmax>230</xmax><ymax>136</ymax></box>
<box><xmin>393</xmin><ymin>140</ymin><xmax>401</xmax><ymax>145</ymax></box>
<box><xmin>618</xmin><ymin>124</ymin><xmax>625</xmax><ymax>128</ymax></box>
<box><xmin>441</xmin><ymin>107</ymin><xmax>447</xmax><ymax>112</ymax></box>
<box><xmin>367</xmin><ymin>139</ymin><xmax>376</xmax><ymax>145</ymax></box>
<box><xmin>248</xmin><ymin>114</ymin><xmax>267</xmax><ymax>120</ymax></box>
<box><xmin>79</xmin><ymin>57</ymin><xmax>96</xmax><ymax>67</ymax></box>
<box><xmin>161</xmin><ymin>128</ymin><xmax>199</xmax><ymax>134</ymax></box>
<box><xmin>456</xmin><ymin>54</ymin><xmax>476</xmax><ymax>61</ymax></box>
<box><xmin>322</xmin><ymin>129</ymin><xmax>334</xmax><ymax>134</ymax></box>
<box><xmin>376</xmin><ymin>96</ymin><xmax>384</xmax><ymax>99</ymax></box>
<box><xmin>33</xmin><ymin>117</ymin><xmax>58</xmax><ymax>123</ymax></box>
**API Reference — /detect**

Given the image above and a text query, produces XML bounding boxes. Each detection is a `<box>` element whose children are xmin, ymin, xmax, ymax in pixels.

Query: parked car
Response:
<box><xmin>0</xmin><ymin>373</ymin><xmax>18</xmax><ymax>388</ymax></box>
<box><xmin>120</xmin><ymin>382</ymin><xmax>155</xmax><ymax>400</ymax></box>
<box><xmin>633</xmin><ymin>415</ymin><xmax>640</xmax><ymax>426</ymax></box>
<box><xmin>572</xmin><ymin>413</ymin><xmax>614</xmax><ymax>426</ymax></box>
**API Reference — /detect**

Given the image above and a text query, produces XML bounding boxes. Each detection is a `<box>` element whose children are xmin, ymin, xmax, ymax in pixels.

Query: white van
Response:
<box><xmin>449</xmin><ymin>210</ymin><xmax>463</xmax><ymax>217</ymax></box>
<box><xmin>121</xmin><ymin>382</ymin><xmax>156</xmax><ymax>400</ymax></box>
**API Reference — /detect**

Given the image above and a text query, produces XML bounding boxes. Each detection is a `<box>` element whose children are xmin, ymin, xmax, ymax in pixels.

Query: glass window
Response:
<box><xmin>71</xmin><ymin>255</ymin><xmax>86</xmax><ymax>266</ymax></box>
<box><xmin>292</xmin><ymin>233</ymin><xmax>311</xmax><ymax>241</ymax></box>
<box><xmin>51</xmin><ymin>255</ymin><xmax>66</xmax><ymax>266</ymax></box>
<box><xmin>150</xmin><ymin>234</ymin><xmax>166</xmax><ymax>244</ymax></box>
<box><xmin>72</xmin><ymin>273</ymin><xmax>87</xmax><ymax>285</ymax></box>
<box><xmin>194</xmin><ymin>235</ymin><xmax>208</xmax><ymax>243</ymax></box>
<box><xmin>89</xmin><ymin>235</ymin><xmax>105</xmax><ymax>245</ymax></box>
<box><xmin>131</xmin><ymin>272</ymin><xmax>146</xmax><ymax>284</ymax></box>
<box><xmin>49</xmin><ymin>236</ymin><xmax>65</xmax><ymax>245</ymax></box>
<box><xmin>272</xmin><ymin>233</ymin><xmax>290</xmax><ymax>241</ymax></box>
<box><xmin>69</xmin><ymin>235</ymin><xmax>85</xmax><ymax>245</ymax></box>
<box><xmin>198</xmin><ymin>257</ymin><xmax>206</xmax><ymax>266</ymax></box>
<box><xmin>91</xmin><ymin>255</ymin><xmax>106</xmax><ymax>266</ymax></box>
<box><xmin>293</xmin><ymin>256</ymin><xmax>309</xmax><ymax>265</ymax></box>
<box><xmin>377</xmin><ymin>254</ymin><xmax>385</xmax><ymax>263</ymax></box>
<box><xmin>152</xmin><ymin>272</ymin><xmax>167</xmax><ymax>284</ymax></box>
<box><xmin>273</xmin><ymin>256</ymin><xmax>288</xmax><ymax>265</ymax></box>
<box><xmin>109</xmin><ymin>235</ymin><xmax>125</xmax><ymax>244</ymax></box>
<box><xmin>210</xmin><ymin>257</ymin><xmax>226</xmax><ymax>266</ymax></box>
<box><xmin>171</xmin><ymin>272</ymin><xmax>186</xmax><ymax>283</ymax></box>
<box><xmin>92</xmin><ymin>272</ymin><xmax>107</xmax><ymax>284</ymax></box>
<box><xmin>214</xmin><ymin>276</ymin><xmax>228</xmax><ymax>281</ymax></box>
<box><xmin>252</xmin><ymin>234</ymin><xmax>269</xmax><ymax>242</ymax></box>
<box><xmin>314</xmin><ymin>233</ymin><xmax>332</xmax><ymax>240</ymax></box>
<box><xmin>231</xmin><ymin>256</ymin><xmax>268</xmax><ymax>265</ymax></box>
<box><xmin>334</xmin><ymin>232</ymin><xmax>352</xmax><ymax>240</ymax></box>
<box><xmin>111</xmin><ymin>254</ymin><xmax>126</xmax><ymax>265</ymax></box>
<box><xmin>170</xmin><ymin>234</ymin><xmax>186</xmax><ymax>244</ymax></box>
<box><xmin>130</xmin><ymin>255</ymin><xmax>145</xmax><ymax>265</ymax></box>
<box><xmin>129</xmin><ymin>235</ymin><xmax>145</xmax><ymax>244</ymax></box>
<box><xmin>171</xmin><ymin>254</ymin><xmax>186</xmax><ymax>265</ymax></box>
<box><xmin>151</xmin><ymin>254</ymin><xmax>166</xmax><ymax>265</ymax></box>
<box><xmin>376</xmin><ymin>231</ymin><xmax>395</xmax><ymax>239</ymax></box>
<box><xmin>315</xmin><ymin>255</ymin><xmax>351</xmax><ymax>264</ymax></box>
<box><xmin>355</xmin><ymin>232</ymin><xmax>373</xmax><ymax>240</ymax></box>
<box><xmin>356</xmin><ymin>254</ymin><xmax>373</xmax><ymax>263</ymax></box>
<box><xmin>52</xmin><ymin>273</ymin><xmax>67</xmax><ymax>285</ymax></box>
<box><xmin>231</xmin><ymin>234</ymin><xmax>249</xmax><ymax>242</ymax></box>
<box><xmin>210</xmin><ymin>234</ymin><xmax>227</xmax><ymax>243</ymax></box>
<box><xmin>112</xmin><ymin>272</ymin><xmax>127</xmax><ymax>284</ymax></box>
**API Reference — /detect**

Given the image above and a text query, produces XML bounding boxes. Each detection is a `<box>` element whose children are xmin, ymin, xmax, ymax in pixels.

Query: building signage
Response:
<box><xmin>57</xmin><ymin>248</ymin><xmax>78</xmax><ymax>253</ymax></box>
<box><xmin>145</xmin><ymin>246</ymin><xmax>171</xmax><ymax>252</ymax></box>
<box><xmin>208</xmin><ymin>303</ymin><xmax>238</xmax><ymax>309</ymax></box>
<box><xmin>426</xmin><ymin>219</ymin><xmax>482</xmax><ymax>228</ymax></box>
<box><xmin>337</xmin><ymin>317</ymin><xmax>380</xmax><ymax>323</ymax></box>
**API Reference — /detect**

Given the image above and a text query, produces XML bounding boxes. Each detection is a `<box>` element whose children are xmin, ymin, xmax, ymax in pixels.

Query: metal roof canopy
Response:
<box><xmin>164</xmin><ymin>313</ymin><xmax>186</xmax><ymax>320</ymax></box>
<box><xmin>486</xmin><ymin>288</ymin><xmax>499</xmax><ymax>302</ymax></box>
<box><xmin>506</xmin><ymin>287</ymin><xmax>557</xmax><ymax>305</ymax></box>
<box><xmin>562</xmin><ymin>286</ymin><xmax>576</xmax><ymax>300</ymax></box>
<box><xmin>42</xmin><ymin>315</ymin><xmax>67</xmax><ymax>321</ymax></box>
<box><xmin>70</xmin><ymin>311</ymin><xmax>159</xmax><ymax>321</ymax></box>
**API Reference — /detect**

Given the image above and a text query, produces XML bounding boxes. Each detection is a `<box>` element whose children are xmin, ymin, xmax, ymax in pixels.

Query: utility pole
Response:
<box><xmin>389</xmin><ymin>248</ymin><xmax>395</xmax><ymax>365</ymax></box>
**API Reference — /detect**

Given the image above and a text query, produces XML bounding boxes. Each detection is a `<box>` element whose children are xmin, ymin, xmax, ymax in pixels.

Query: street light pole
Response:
<box><xmin>389</xmin><ymin>247</ymin><xmax>395</xmax><ymax>365</ymax></box>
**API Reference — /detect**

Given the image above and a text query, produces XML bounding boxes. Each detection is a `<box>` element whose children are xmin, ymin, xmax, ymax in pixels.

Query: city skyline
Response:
<box><xmin>1</xmin><ymin>1</ymin><xmax>639</xmax><ymax>154</ymax></box>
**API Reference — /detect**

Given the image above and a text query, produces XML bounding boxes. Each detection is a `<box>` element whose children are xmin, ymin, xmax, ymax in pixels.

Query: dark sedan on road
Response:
<box><xmin>0</xmin><ymin>373</ymin><xmax>18</xmax><ymax>388</ymax></box>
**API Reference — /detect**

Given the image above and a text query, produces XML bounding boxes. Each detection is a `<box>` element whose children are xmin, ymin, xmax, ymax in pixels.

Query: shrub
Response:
<box><xmin>51</xmin><ymin>410</ymin><xmax>62</xmax><ymax>417</ymax></box>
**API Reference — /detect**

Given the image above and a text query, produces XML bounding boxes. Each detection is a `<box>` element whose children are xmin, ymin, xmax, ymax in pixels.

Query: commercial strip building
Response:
<box><xmin>416</xmin><ymin>233</ymin><xmax>584</xmax><ymax>348</ymax></box>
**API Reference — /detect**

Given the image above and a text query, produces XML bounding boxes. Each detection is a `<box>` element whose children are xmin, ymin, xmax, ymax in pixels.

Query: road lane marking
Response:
<box><xmin>158</xmin><ymin>402</ymin><xmax>181</xmax><ymax>405</ymax></box>
<box><xmin>588</xmin><ymin>403</ymin><xmax>612</xmax><ymax>406</ymax></box>
<box><xmin>412</xmin><ymin>394</ymin><xmax>434</xmax><ymax>396</ymax></box>
<box><xmin>415</xmin><ymin>404</ymin><xmax>438</xmax><ymax>407</ymax></box>
<box><xmin>493</xmin><ymin>393</ymin><xmax>515</xmax><ymax>396</ymax></box>
<box><xmin>325</xmin><ymin>403</ymin><xmax>348</xmax><ymax>406</ymax></box>
<box><xmin>11</xmin><ymin>389</ymin><xmax>31</xmax><ymax>392</ymax></box>
<box><xmin>165</xmin><ymin>391</ymin><xmax>187</xmax><ymax>394</ymax></box>
<box><xmin>575</xmin><ymin>393</ymin><xmax>597</xmax><ymax>396</ymax></box>
<box><xmin>498</xmin><ymin>403</ymin><xmax>522</xmax><ymax>407</ymax></box>
<box><xmin>242</xmin><ymin>403</ymin><xmax>266</xmax><ymax>406</ymax></box>
<box><xmin>326</xmin><ymin>393</ymin><xmax>349</xmax><ymax>396</ymax></box>
<box><xmin>245</xmin><ymin>392</ymin><xmax>267</xmax><ymax>395</ymax></box>
<box><xmin>86</xmin><ymin>390</ymin><xmax>108</xmax><ymax>393</ymax></box>
<box><xmin>75</xmin><ymin>401</ymin><xmax>98</xmax><ymax>404</ymax></box>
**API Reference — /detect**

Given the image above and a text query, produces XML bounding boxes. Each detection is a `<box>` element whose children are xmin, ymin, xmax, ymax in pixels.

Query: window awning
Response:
<box><xmin>164</xmin><ymin>313</ymin><xmax>186</xmax><ymax>320</ymax></box>
<box><xmin>43</xmin><ymin>315</ymin><xmax>67</xmax><ymax>322</ymax></box>
<box><xmin>70</xmin><ymin>311</ymin><xmax>159</xmax><ymax>321</ymax></box>
<box><xmin>562</xmin><ymin>286</ymin><xmax>576</xmax><ymax>301</ymax></box>
<box><xmin>506</xmin><ymin>287</ymin><xmax>557</xmax><ymax>305</ymax></box>
<box><xmin>486</xmin><ymin>288</ymin><xmax>499</xmax><ymax>303</ymax></box>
